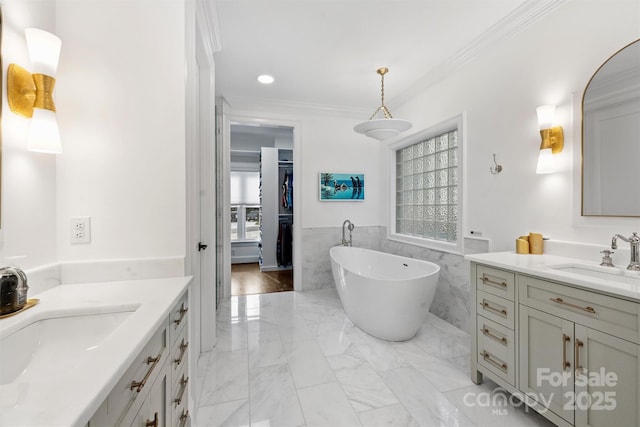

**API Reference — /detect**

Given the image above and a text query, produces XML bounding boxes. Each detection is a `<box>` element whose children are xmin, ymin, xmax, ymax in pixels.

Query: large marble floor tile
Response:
<box><xmin>414</xmin><ymin>314</ymin><xmax>470</xmax><ymax>359</ymax></box>
<box><xmin>401</xmin><ymin>349</ymin><xmax>474</xmax><ymax>392</ymax></box>
<box><xmin>381</xmin><ymin>366</ymin><xmax>475</xmax><ymax>426</ymax></box>
<box><xmin>244</xmin><ymin>294</ymin><xmax>276</xmax><ymax>321</ymax></box>
<box><xmin>217</xmin><ymin>296</ymin><xmax>249</xmax><ymax>323</ymax></box>
<box><xmin>215</xmin><ymin>321</ymin><xmax>249</xmax><ymax>351</ymax></box>
<box><xmin>358</xmin><ymin>404</ymin><xmax>420</xmax><ymax>427</ymax></box>
<box><xmin>248</xmin><ymin>328</ymin><xmax>287</xmax><ymax>369</ymax></box>
<box><xmin>196</xmin><ymin>399</ymin><xmax>250</xmax><ymax>427</ymax></box>
<box><xmin>356</xmin><ymin>340</ymin><xmax>411</xmax><ymax>372</ymax></box>
<box><xmin>443</xmin><ymin>380</ymin><xmax>557</xmax><ymax>427</ymax></box>
<box><xmin>327</xmin><ymin>352</ymin><xmax>399</xmax><ymax>412</ymax></box>
<box><xmin>200</xmin><ymin>349</ymin><xmax>249</xmax><ymax>406</ymax></box>
<box><xmin>284</xmin><ymin>339</ymin><xmax>336</xmax><ymax>388</ymax></box>
<box><xmin>196</xmin><ymin>290</ymin><xmax>558</xmax><ymax>427</ymax></box>
<box><xmin>274</xmin><ymin>310</ymin><xmax>307</xmax><ymax>328</ymax></box>
<box><xmin>195</xmin><ymin>351</ymin><xmax>213</xmax><ymax>408</ymax></box>
<box><xmin>294</xmin><ymin>301</ymin><xmax>342</xmax><ymax>323</ymax></box>
<box><xmin>249</xmin><ymin>364</ymin><xmax>305</xmax><ymax>427</ymax></box>
<box><xmin>297</xmin><ymin>382</ymin><xmax>362</xmax><ymax>427</ymax></box>
<box><xmin>278</xmin><ymin>320</ymin><xmax>314</xmax><ymax>343</ymax></box>
<box><xmin>314</xmin><ymin>321</ymin><xmax>358</xmax><ymax>356</ymax></box>
<box><xmin>304</xmin><ymin>287</ymin><xmax>343</xmax><ymax>308</ymax></box>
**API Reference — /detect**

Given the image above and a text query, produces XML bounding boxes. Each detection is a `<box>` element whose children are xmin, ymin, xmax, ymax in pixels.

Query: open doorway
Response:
<box><xmin>230</xmin><ymin>124</ymin><xmax>294</xmax><ymax>296</ymax></box>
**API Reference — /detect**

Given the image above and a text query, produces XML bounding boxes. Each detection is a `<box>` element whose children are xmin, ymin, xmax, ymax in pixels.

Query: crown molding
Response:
<box><xmin>198</xmin><ymin>0</ymin><xmax>222</xmax><ymax>53</ymax></box>
<box><xmin>392</xmin><ymin>0</ymin><xmax>568</xmax><ymax>107</ymax></box>
<box><xmin>224</xmin><ymin>95</ymin><xmax>371</xmax><ymax>118</ymax></box>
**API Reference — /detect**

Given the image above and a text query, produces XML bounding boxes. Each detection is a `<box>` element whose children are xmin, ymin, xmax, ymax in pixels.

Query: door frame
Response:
<box><xmin>220</xmin><ymin>112</ymin><xmax>303</xmax><ymax>296</ymax></box>
<box><xmin>185</xmin><ymin>0</ymin><xmax>219</xmax><ymax>365</ymax></box>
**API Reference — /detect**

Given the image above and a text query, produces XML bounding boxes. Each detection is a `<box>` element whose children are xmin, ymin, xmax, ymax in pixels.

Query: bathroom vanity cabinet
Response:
<box><xmin>470</xmin><ymin>261</ymin><xmax>640</xmax><ymax>427</ymax></box>
<box><xmin>89</xmin><ymin>291</ymin><xmax>189</xmax><ymax>427</ymax></box>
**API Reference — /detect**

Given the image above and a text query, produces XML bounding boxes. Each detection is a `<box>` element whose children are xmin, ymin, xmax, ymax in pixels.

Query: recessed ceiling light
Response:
<box><xmin>257</xmin><ymin>74</ymin><xmax>274</xmax><ymax>84</ymax></box>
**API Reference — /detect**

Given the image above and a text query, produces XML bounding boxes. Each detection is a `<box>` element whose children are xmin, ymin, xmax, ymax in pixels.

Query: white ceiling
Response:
<box><xmin>212</xmin><ymin>0</ymin><xmax>564</xmax><ymax>114</ymax></box>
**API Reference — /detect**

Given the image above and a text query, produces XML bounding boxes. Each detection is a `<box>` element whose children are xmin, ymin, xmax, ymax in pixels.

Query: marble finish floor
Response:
<box><xmin>194</xmin><ymin>289</ymin><xmax>555</xmax><ymax>427</ymax></box>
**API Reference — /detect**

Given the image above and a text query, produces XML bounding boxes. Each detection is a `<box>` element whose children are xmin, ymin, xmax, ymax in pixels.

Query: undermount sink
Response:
<box><xmin>0</xmin><ymin>306</ymin><xmax>139</xmax><ymax>385</ymax></box>
<box><xmin>548</xmin><ymin>263</ymin><xmax>640</xmax><ymax>286</ymax></box>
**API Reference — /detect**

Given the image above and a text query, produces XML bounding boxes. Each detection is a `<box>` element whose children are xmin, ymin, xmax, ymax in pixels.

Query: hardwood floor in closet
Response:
<box><xmin>231</xmin><ymin>263</ymin><xmax>293</xmax><ymax>295</ymax></box>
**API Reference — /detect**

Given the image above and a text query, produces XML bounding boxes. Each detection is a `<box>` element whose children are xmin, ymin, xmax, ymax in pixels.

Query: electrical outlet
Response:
<box><xmin>70</xmin><ymin>217</ymin><xmax>91</xmax><ymax>244</ymax></box>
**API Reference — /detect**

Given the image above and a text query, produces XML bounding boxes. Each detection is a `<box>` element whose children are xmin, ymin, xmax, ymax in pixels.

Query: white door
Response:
<box><xmin>196</xmin><ymin>16</ymin><xmax>216</xmax><ymax>352</ymax></box>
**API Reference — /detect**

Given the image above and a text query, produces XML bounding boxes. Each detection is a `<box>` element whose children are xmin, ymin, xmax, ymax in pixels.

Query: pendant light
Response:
<box><xmin>354</xmin><ymin>67</ymin><xmax>411</xmax><ymax>141</ymax></box>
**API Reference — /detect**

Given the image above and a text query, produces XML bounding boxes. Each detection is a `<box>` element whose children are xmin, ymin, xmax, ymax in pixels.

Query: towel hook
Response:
<box><xmin>490</xmin><ymin>154</ymin><xmax>503</xmax><ymax>174</ymax></box>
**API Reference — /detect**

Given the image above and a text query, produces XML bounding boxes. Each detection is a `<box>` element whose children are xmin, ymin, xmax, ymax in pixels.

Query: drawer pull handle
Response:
<box><xmin>575</xmin><ymin>339</ymin><xmax>584</xmax><ymax>375</ymax></box>
<box><xmin>481</xmin><ymin>275</ymin><xmax>507</xmax><ymax>288</ymax></box>
<box><xmin>480</xmin><ymin>301</ymin><xmax>508</xmax><ymax>317</ymax></box>
<box><xmin>562</xmin><ymin>334</ymin><xmax>571</xmax><ymax>370</ymax></box>
<box><xmin>480</xmin><ymin>350</ymin><xmax>507</xmax><ymax>372</ymax></box>
<box><xmin>549</xmin><ymin>297</ymin><xmax>596</xmax><ymax>314</ymax></box>
<box><xmin>480</xmin><ymin>327</ymin><xmax>507</xmax><ymax>345</ymax></box>
<box><xmin>174</xmin><ymin>304</ymin><xmax>189</xmax><ymax>326</ymax></box>
<box><xmin>145</xmin><ymin>412</ymin><xmax>158</xmax><ymax>427</ymax></box>
<box><xmin>174</xmin><ymin>375</ymin><xmax>189</xmax><ymax>406</ymax></box>
<box><xmin>179</xmin><ymin>410</ymin><xmax>190</xmax><ymax>427</ymax></box>
<box><xmin>174</xmin><ymin>340</ymin><xmax>189</xmax><ymax>366</ymax></box>
<box><xmin>130</xmin><ymin>353</ymin><xmax>161</xmax><ymax>392</ymax></box>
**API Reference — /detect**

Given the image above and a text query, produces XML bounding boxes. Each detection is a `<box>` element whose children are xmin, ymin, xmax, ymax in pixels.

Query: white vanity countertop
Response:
<box><xmin>466</xmin><ymin>251</ymin><xmax>640</xmax><ymax>302</ymax></box>
<box><xmin>0</xmin><ymin>276</ymin><xmax>191</xmax><ymax>427</ymax></box>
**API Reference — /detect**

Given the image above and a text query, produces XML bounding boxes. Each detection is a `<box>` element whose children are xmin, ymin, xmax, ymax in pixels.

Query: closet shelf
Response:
<box><xmin>260</xmin><ymin>147</ymin><xmax>294</xmax><ymax>271</ymax></box>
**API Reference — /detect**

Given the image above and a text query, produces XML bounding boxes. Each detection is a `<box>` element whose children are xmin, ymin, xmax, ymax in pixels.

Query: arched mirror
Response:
<box><xmin>582</xmin><ymin>39</ymin><xmax>640</xmax><ymax>216</ymax></box>
<box><xmin>0</xmin><ymin>7</ymin><xmax>3</xmax><ymax>229</ymax></box>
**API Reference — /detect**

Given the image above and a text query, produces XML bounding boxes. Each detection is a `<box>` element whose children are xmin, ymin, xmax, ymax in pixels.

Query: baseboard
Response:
<box><xmin>232</xmin><ymin>256</ymin><xmax>260</xmax><ymax>264</ymax></box>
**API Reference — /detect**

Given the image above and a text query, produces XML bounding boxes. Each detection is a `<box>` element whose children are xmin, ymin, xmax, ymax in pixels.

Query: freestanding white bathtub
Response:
<box><xmin>330</xmin><ymin>246</ymin><xmax>440</xmax><ymax>341</ymax></box>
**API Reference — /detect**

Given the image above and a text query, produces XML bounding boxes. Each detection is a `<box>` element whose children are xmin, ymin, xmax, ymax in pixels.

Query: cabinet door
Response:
<box><xmin>519</xmin><ymin>306</ymin><xmax>574</xmax><ymax>424</ymax></box>
<box><xmin>574</xmin><ymin>325</ymin><xmax>640</xmax><ymax>427</ymax></box>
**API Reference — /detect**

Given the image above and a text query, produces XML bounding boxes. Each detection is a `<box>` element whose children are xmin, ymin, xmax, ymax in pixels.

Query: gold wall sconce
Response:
<box><xmin>7</xmin><ymin>28</ymin><xmax>62</xmax><ymax>153</ymax></box>
<box><xmin>535</xmin><ymin>105</ymin><xmax>564</xmax><ymax>174</ymax></box>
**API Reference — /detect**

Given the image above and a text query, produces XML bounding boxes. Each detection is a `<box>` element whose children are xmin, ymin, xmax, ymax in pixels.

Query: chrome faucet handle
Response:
<box><xmin>600</xmin><ymin>250</ymin><xmax>615</xmax><ymax>267</ymax></box>
<box><xmin>611</xmin><ymin>232</ymin><xmax>640</xmax><ymax>270</ymax></box>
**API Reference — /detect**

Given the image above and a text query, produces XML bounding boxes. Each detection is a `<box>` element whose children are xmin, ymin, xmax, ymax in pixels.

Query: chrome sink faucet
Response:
<box><xmin>611</xmin><ymin>232</ymin><xmax>640</xmax><ymax>271</ymax></box>
<box><xmin>342</xmin><ymin>219</ymin><xmax>355</xmax><ymax>247</ymax></box>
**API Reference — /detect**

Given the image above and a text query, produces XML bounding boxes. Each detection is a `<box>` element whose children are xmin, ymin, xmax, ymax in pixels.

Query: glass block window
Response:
<box><xmin>395</xmin><ymin>129</ymin><xmax>459</xmax><ymax>243</ymax></box>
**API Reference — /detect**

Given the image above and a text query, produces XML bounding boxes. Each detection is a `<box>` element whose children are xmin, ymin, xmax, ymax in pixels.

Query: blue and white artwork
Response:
<box><xmin>319</xmin><ymin>173</ymin><xmax>365</xmax><ymax>201</ymax></box>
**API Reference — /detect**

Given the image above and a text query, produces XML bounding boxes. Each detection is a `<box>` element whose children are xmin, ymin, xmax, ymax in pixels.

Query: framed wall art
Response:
<box><xmin>319</xmin><ymin>173</ymin><xmax>365</xmax><ymax>201</ymax></box>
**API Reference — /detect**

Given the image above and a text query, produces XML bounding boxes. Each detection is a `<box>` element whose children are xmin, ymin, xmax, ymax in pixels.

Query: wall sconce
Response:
<box><xmin>535</xmin><ymin>105</ymin><xmax>564</xmax><ymax>174</ymax></box>
<box><xmin>7</xmin><ymin>28</ymin><xmax>62</xmax><ymax>154</ymax></box>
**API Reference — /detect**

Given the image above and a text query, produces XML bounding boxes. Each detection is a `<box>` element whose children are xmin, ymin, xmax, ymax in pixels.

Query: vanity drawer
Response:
<box><xmin>171</xmin><ymin>372</ymin><xmax>189</xmax><ymax>427</ymax></box>
<box><xmin>169</xmin><ymin>292</ymin><xmax>189</xmax><ymax>345</ymax></box>
<box><xmin>110</xmin><ymin>320</ymin><xmax>168</xmax><ymax>427</ymax></box>
<box><xmin>477</xmin><ymin>290</ymin><xmax>515</xmax><ymax>329</ymax></box>
<box><xmin>477</xmin><ymin>315</ymin><xmax>515</xmax><ymax>386</ymax></box>
<box><xmin>519</xmin><ymin>276</ymin><xmax>640</xmax><ymax>344</ymax></box>
<box><xmin>169</xmin><ymin>323</ymin><xmax>189</xmax><ymax>381</ymax></box>
<box><xmin>172</xmin><ymin>406</ymin><xmax>189</xmax><ymax>427</ymax></box>
<box><xmin>477</xmin><ymin>265</ymin><xmax>515</xmax><ymax>301</ymax></box>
